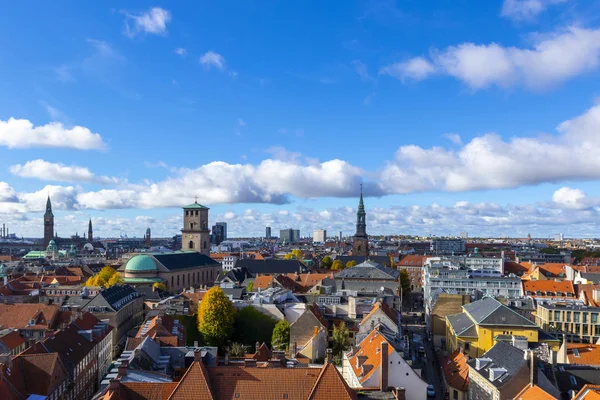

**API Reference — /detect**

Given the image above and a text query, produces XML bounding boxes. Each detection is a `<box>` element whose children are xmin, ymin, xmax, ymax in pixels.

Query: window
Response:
<box><xmin>592</xmin><ymin>313</ymin><xmax>598</xmax><ymax>324</ymax></box>
<box><xmin>584</xmin><ymin>313</ymin><xmax>588</xmax><ymax>323</ymax></box>
<box><xmin>182</xmin><ymin>274</ymin><xmax>185</xmax><ymax>285</ymax></box>
<box><xmin>189</xmin><ymin>240</ymin><xmax>194</xmax><ymax>249</ymax></box>
<box><xmin>186</xmin><ymin>211</ymin><xmax>188</xmax><ymax>216</ymax></box>
<box><xmin>177</xmin><ymin>275</ymin><xmax>180</xmax><ymax>286</ymax></box>
<box><xmin>567</xmin><ymin>313</ymin><xmax>571</xmax><ymax>322</ymax></box>
<box><xmin>203</xmin><ymin>241</ymin><xmax>207</xmax><ymax>249</ymax></box>
<box><xmin>190</xmin><ymin>223</ymin><xmax>193</xmax><ymax>230</ymax></box>
<box><xmin>555</xmin><ymin>311</ymin><xmax>561</xmax><ymax>321</ymax></box>
<box><xmin>574</xmin><ymin>313</ymin><xmax>581</xmax><ymax>323</ymax></box>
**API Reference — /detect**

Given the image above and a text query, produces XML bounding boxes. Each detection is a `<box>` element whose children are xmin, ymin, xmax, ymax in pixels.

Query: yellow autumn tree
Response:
<box><xmin>197</xmin><ymin>286</ymin><xmax>235</xmax><ymax>347</ymax></box>
<box><xmin>85</xmin><ymin>266</ymin><xmax>122</xmax><ymax>287</ymax></box>
<box><xmin>331</xmin><ymin>260</ymin><xmax>343</xmax><ymax>271</ymax></box>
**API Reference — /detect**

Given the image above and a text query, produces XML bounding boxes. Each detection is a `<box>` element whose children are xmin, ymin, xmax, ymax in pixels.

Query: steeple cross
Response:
<box><xmin>194</xmin><ymin>195</ymin><xmax>198</xmax><ymax>203</ymax></box>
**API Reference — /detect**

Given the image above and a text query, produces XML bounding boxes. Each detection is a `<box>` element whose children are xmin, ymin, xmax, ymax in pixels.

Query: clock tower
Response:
<box><xmin>352</xmin><ymin>185</ymin><xmax>369</xmax><ymax>257</ymax></box>
<box><xmin>181</xmin><ymin>198</ymin><xmax>210</xmax><ymax>256</ymax></box>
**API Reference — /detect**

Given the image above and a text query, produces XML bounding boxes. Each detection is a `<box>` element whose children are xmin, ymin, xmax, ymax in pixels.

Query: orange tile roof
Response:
<box><xmin>567</xmin><ymin>344</ymin><xmax>600</xmax><ymax>365</ymax></box>
<box><xmin>398</xmin><ymin>255</ymin><xmax>426</xmax><ymax>267</ymax></box>
<box><xmin>119</xmin><ymin>382</ymin><xmax>179</xmax><ymax>400</ymax></box>
<box><xmin>169</xmin><ymin>361</ymin><xmax>214</xmax><ymax>399</ymax></box>
<box><xmin>574</xmin><ymin>384</ymin><xmax>600</xmax><ymax>400</ymax></box>
<box><xmin>523</xmin><ymin>280</ymin><xmax>575</xmax><ymax>298</ymax></box>
<box><xmin>441</xmin><ymin>351</ymin><xmax>469</xmax><ymax>392</ymax></box>
<box><xmin>7</xmin><ymin>353</ymin><xmax>68</xmax><ymax>397</ymax></box>
<box><xmin>348</xmin><ymin>328</ymin><xmax>394</xmax><ymax>383</ymax></box>
<box><xmin>0</xmin><ymin>303</ymin><xmax>60</xmax><ymax>330</ymax></box>
<box><xmin>514</xmin><ymin>383</ymin><xmax>557</xmax><ymax>400</ymax></box>
<box><xmin>308</xmin><ymin>362</ymin><xmax>357</xmax><ymax>400</ymax></box>
<box><xmin>284</xmin><ymin>273</ymin><xmax>333</xmax><ymax>289</ymax></box>
<box><xmin>253</xmin><ymin>275</ymin><xmax>274</xmax><ymax>290</ymax></box>
<box><xmin>577</xmin><ymin>284</ymin><xmax>600</xmax><ymax>307</ymax></box>
<box><xmin>0</xmin><ymin>330</ymin><xmax>25</xmax><ymax>350</ymax></box>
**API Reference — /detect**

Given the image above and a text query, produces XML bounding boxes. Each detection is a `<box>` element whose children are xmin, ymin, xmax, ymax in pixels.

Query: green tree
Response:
<box><xmin>271</xmin><ymin>320</ymin><xmax>290</xmax><ymax>351</ymax></box>
<box><xmin>321</xmin><ymin>256</ymin><xmax>332</xmax><ymax>269</ymax></box>
<box><xmin>85</xmin><ymin>266</ymin><xmax>121</xmax><ymax>287</ymax></box>
<box><xmin>399</xmin><ymin>269</ymin><xmax>411</xmax><ymax>298</ymax></box>
<box><xmin>332</xmin><ymin>323</ymin><xmax>349</xmax><ymax>362</ymax></box>
<box><xmin>232</xmin><ymin>306</ymin><xmax>277</xmax><ymax>347</ymax></box>
<box><xmin>331</xmin><ymin>259</ymin><xmax>343</xmax><ymax>271</ymax></box>
<box><xmin>197</xmin><ymin>286</ymin><xmax>235</xmax><ymax>348</ymax></box>
<box><xmin>227</xmin><ymin>342</ymin><xmax>248</xmax><ymax>358</ymax></box>
<box><xmin>345</xmin><ymin>260</ymin><xmax>357</xmax><ymax>268</ymax></box>
<box><xmin>246</xmin><ymin>280</ymin><xmax>254</xmax><ymax>292</ymax></box>
<box><xmin>540</xmin><ymin>247</ymin><xmax>560</xmax><ymax>255</ymax></box>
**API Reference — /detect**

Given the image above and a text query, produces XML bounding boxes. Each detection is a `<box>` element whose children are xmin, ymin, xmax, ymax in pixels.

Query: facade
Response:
<box><xmin>343</xmin><ymin>327</ymin><xmax>428</xmax><ymax>398</ymax></box>
<box><xmin>280</xmin><ymin>228</ymin><xmax>300</xmax><ymax>244</ymax></box>
<box><xmin>536</xmin><ymin>303</ymin><xmax>600</xmax><ymax>343</ymax></box>
<box><xmin>25</xmin><ymin>312</ymin><xmax>114</xmax><ymax>400</ymax></box>
<box><xmin>211</xmin><ymin>222</ymin><xmax>226</xmax><ymax>245</ymax></box>
<box><xmin>445</xmin><ymin>297</ymin><xmax>546</xmax><ymax>358</ymax></box>
<box><xmin>352</xmin><ymin>186</ymin><xmax>369</xmax><ymax>257</ymax></box>
<box><xmin>431</xmin><ymin>294</ymin><xmax>471</xmax><ymax>348</ymax></box>
<box><xmin>44</xmin><ymin>195</ymin><xmax>54</xmax><ymax>247</ymax></box>
<box><xmin>356</xmin><ymin>301</ymin><xmax>400</xmax><ymax>343</ymax></box>
<box><xmin>431</xmin><ymin>238</ymin><xmax>466</xmax><ymax>255</ymax></box>
<box><xmin>181</xmin><ymin>199</ymin><xmax>210</xmax><ymax>255</ymax></box>
<box><xmin>0</xmin><ymin>353</ymin><xmax>70</xmax><ymax>400</ymax></box>
<box><xmin>313</xmin><ymin>229</ymin><xmax>327</xmax><ymax>243</ymax></box>
<box><xmin>118</xmin><ymin>251</ymin><xmax>221</xmax><ymax>291</ymax></box>
<box><xmin>334</xmin><ymin>260</ymin><xmax>400</xmax><ymax>300</ymax></box>
<box><xmin>221</xmin><ymin>255</ymin><xmax>239</xmax><ymax>271</ymax></box>
<box><xmin>424</xmin><ymin>267</ymin><xmax>523</xmax><ymax>311</ymax></box>
<box><xmin>82</xmin><ymin>285</ymin><xmax>144</xmax><ymax>356</ymax></box>
<box><xmin>265</xmin><ymin>226</ymin><xmax>271</xmax><ymax>239</ymax></box>
<box><xmin>467</xmin><ymin>341</ymin><xmax>531</xmax><ymax>400</ymax></box>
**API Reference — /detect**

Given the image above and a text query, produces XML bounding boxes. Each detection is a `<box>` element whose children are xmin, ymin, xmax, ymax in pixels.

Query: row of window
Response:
<box><xmin>551</xmin><ymin>310</ymin><xmax>599</xmax><ymax>324</ymax></box>
<box><xmin>170</xmin><ymin>269</ymin><xmax>215</xmax><ymax>289</ymax></box>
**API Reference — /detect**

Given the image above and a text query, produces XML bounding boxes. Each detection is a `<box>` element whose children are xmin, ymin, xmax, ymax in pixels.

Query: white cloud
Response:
<box><xmin>444</xmin><ymin>133</ymin><xmax>463</xmax><ymax>145</ymax></box>
<box><xmin>0</xmin><ymin>118</ymin><xmax>106</xmax><ymax>150</ymax></box>
<box><xmin>351</xmin><ymin>60</ymin><xmax>373</xmax><ymax>81</ymax></box>
<box><xmin>199</xmin><ymin>51</ymin><xmax>225</xmax><ymax>70</ymax></box>
<box><xmin>501</xmin><ymin>0</ymin><xmax>567</xmax><ymax>21</ymax></box>
<box><xmin>237</xmin><ymin>118</ymin><xmax>246</xmax><ymax>127</ymax></box>
<box><xmin>382</xmin><ymin>26</ymin><xmax>600</xmax><ymax>90</ymax></box>
<box><xmin>379</xmin><ymin>56</ymin><xmax>436</xmax><ymax>81</ymax></box>
<box><xmin>380</xmin><ymin>103</ymin><xmax>600</xmax><ymax>193</ymax></box>
<box><xmin>9</xmin><ymin>159</ymin><xmax>119</xmax><ymax>184</ymax></box>
<box><xmin>124</xmin><ymin>7</ymin><xmax>172</xmax><ymax>37</ymax></box>
<box><xmin>551</xmin><ymin>187</ymin><xmax>600</xmax><ymax>210</ymax></box>
<box><xmin>174</xmin><ymin>48</ymin><xmax>187</xmax><ymax>56</ymax></box>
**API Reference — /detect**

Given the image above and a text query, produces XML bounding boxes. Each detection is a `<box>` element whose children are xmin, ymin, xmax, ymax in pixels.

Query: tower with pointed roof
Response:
<box><xmin>181</xmin><ymin>197</ymin><xmax>210</xmax><ymax>255</ymax></box>
<box><xmin>43</xmin><ymin>195</ymin><xmax>54</xmax><ymax>247</ymax></box>
<box><xmin>353</xmin><ymin>185</ymin><xmax>369</xmax><ymax>257</ymax></box>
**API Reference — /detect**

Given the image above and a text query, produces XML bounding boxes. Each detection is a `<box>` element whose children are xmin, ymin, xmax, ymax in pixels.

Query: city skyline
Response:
<box><xmin>2</xmin><ymin>1</ymin><xmax>600</xmax><ymax>237</ymax></box>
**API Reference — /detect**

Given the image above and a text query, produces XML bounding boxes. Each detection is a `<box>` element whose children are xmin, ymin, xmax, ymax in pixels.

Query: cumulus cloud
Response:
<box><xmin>351</xmin><ymin>60</ymin><xmax>373</xmax><ymax>81</ymax></box>
<box><xmin>199</xmin><ymin>51</ymin><xmax>225</xmax><ymax>70</ymax></box>
<box><xmin>9</xmin><ymin>159</ymin><xmax>119</xmax><ymax>184</ymax></box>
<box><xmin>501</xmin><ymin>0</ymin><xmax>567</xmax><ymax>21</ymax></box>
<box><xmin>379</xmin><ymin>103</ymin><xmax>600</xmax><ymax>193</ymax></box>
<box><xmin>124</xmin><ymin>7</ymin><xmax>172</xmax><ymax>37</ymax></box>
<box><xmin>379</xmin><ymin>56</ymin><xmax>436</xmax><ymax>81</ymax></box>
<box><xmin>381</xmin><ymin>26</ymin><xmax>600</xmax><ymax>90</ymax></box>
<box><xmin>174</xmin><ymin>48</ymin><xmax>187</xmax><ymax>56</ymax></box>
<box><xmin>0</xmin><ymin>118</ymin><xmax>106</xmax><ymax>150</ymax></box>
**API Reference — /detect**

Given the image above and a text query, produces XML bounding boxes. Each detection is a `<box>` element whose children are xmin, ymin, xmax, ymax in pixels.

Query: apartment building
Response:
<box><xmin>536</xmin><ymin>302</ymin><xmax>600</xmax><ymax>344</ymax></box>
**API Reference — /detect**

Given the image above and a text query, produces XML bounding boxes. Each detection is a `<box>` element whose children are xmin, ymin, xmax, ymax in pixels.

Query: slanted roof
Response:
<box><xmin>308</xmin><ymin>362</ymin><xmax>357</xmax><ymax>400</ymax></box>
<box><xmin>446</xmin><ymin>313</ymin><xmax>477</xmax><ymax>337</ymax></box>
<box><xmin>441</xmin><ymin>351</ymin><xmax>469</xmax><ymax>392</ymax></box>
<box><xmin>168</xmin><ymin>361</ymin><xmax>214</xmax><ymax>399</ymax></box>
<box><xmin>8</xmin><ymin>353</ymin><xmax>68</xmax><ymax>397</ymax></box>
<box><xmin>348</xmin><ymin>328</ymin><xmax>395</xmax><ymax>383</ymax></box>
<box><xmin>567</xmin><ymin>344</ymin><xmax>600</xmax><ymax>365</ymax></box>
<box><xmin>463</xmin><ymin>297</ymin><xmax>536</xmax><ymax>327</ymax></box>
<box><xmin>360</xmin><ymin>302</ymin><xmax>399</xmax><ymax>327</ymax></box>
<box><xmin>152</xmin><ymin>252</ymin><xmax>219</xmax><ymax>271</ymax></box>
<box><xmin>334</xmin><ymin>260</ymin><xmax>400</xmax><ymax>280</ymax></box>
<box><xmin>182</xmin><ymin>201</ymin><xmax>208</xmax><ymax>210</ymax></box>
<box><xmin>523</xmin><ymin>280</ymin><xmax>575</xmax><ymax>297</ymax></box>
<box><xmin>514</xmin><ymin>384</ymin><xmax>557</xmax><ymax>400</ymax></box>
<box><xmin>467</xmin><ymin>341</ymin><xmax>527</xmax><ymax>388</ymax></box>
<box><xmin>235</xmin><ymin>259</ymin><xmax>306</xmax><ymax>275</ymax></box>
<box><xmin>574</xmin><ymin>384</ymin><xmax>600</xmax><ymax>400</ymax></box>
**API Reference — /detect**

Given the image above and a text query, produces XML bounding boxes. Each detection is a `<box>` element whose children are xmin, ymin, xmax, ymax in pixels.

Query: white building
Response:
<box><xmin>343</xmin><ymin>327</ymin><xmax>428</xmax><ymax>399</ymax></box>
<box><xmin>221</xmin><ymin>255</ymin><xmax>239</xmax><ymax>271</ymax></box>
<box><xmin>313</xmin><ymin>229</ymin><xmax>327</xmax><ymax>243</ymax></box>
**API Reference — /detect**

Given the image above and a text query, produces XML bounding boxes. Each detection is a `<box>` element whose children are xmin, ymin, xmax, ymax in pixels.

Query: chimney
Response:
<box><xmin>194</xmin><ymin>341</ymin><xmax>199</xmax><ymax>347</ymax></box>
<box><xmin>255</xmin><ymin>341</ymin><xmax>260</xmax><ymax>353</ymax></box>
<box><xmin>529</xmin><ymin>349</ymin><xmax>535</xmax><ymax>385</ymax></box>
<box><xmin>557</xmin><ymin>334</ymin><xmax>568</xmax><ymax>364</ymax></box>
<box><xmin>194</xmin><ymin>348</ymin><xmax>203</xmax><ymax>363</ymax></box>
<box><xmin>244</xmin><ymin>359</ymin><xmax>257</xmax><ymax>367</ymax></box>
<box><xmin>290</xmin><ymin>342</ymin><xmax>297</xmax><ymax>357</ymax></box>
<box><xmin>118</xmin><ymin>360</ymin><xmax>129</xmax><ymax>377</ymax></box>
<box><xmin>326</xmin><ymin>348</ymin><xmax>333</xmax><ymax>364</ymax></box>
<box><xmin>109</xmin><ymin>379</ymin><xmax>120</xmax><ymax>390</ymax></box>
<box><xmin>380</xmin><ymin>342</ymin><xmax>389</xmax><ymax>392</ymax></box>
<box><xmin>313</xmin><ymin>326</ymin><xmax>319</xmax><ymax>336</ymax></box>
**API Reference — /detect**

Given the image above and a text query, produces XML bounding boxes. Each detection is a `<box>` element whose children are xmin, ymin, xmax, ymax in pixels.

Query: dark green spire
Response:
<box><xmin>358</xmin><ymin>184</ymin><xmax>365</xmax><ymax>213</ymax></box>
<box><xmin>44</xmin><ymin>195</ymin><xmax>53</xmax><ymax>218</ymax></box>
<box><xmin>355</xmin><ymin>184</ymin><xmax>367</xmax><ymax>237</ymax></box>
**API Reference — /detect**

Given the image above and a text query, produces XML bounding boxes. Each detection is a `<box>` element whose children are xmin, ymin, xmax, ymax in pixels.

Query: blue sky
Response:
<box><xmin>2</xmin><ymin>0</ymin><xmax>600</xmax><ymax>238</ymax></box>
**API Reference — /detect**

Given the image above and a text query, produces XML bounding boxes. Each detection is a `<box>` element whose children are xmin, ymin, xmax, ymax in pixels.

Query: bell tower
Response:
<box><xmin>352</xmin><ymin>185</ymin><xmax>369</xmax><ymax>257</ymax></box>
<box><xmin>181</xmin><ymin>197</ymin><xmax>211</xmax><ymax>256</ymax></box>
<box><xmin>43</xmin><ymin>195</ymin><xmax>54</xmax><ymax>247</ymax></box>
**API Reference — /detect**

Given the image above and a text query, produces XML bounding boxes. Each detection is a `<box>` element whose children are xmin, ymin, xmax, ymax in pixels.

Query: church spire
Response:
<box><xmin>352</xmin><ymin>184</ymin><xmax>369</xmax><ymax>257</ymax></box>
<box><xmin>44</xmin><ymin>195</ymin><xmax>53</xmax><ymax>218</ymax></box>
<box><xmin>88</xmin><ymin>218</ymin><xmax>93</xmax><ymax>242</ymax></box>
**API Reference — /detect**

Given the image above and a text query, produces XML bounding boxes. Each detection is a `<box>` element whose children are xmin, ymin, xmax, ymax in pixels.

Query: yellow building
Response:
<box><xmin>446</xmin><ymin>297</ymin><xmax>559</xmax><ymax>358</ymax></box>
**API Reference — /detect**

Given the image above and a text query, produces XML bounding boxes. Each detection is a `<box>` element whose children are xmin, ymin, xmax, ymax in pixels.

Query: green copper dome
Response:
<box><xmin>125</xmin><ymin>255</ymin><xmax>158</xmax><ymax>272</ymax></box>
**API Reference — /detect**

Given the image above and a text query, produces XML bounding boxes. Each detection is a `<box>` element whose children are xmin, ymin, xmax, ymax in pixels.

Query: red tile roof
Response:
<box><xmin>0</xmin><ymin>303</ymin><xmax>61</xmax><ymax>331</ymax></box>
<box><xmin>398</xmin><ymin>255</ymin><xmax>426</xmax><ymax>267</ymax></box>
<box><xmin>6</xmin><ymin>353</ymin><xmax>68</xmax><ymax>397</ymax></box>
<box><xmin>523</xmin><ymin>280</ymin><xmax>575</xmax><ymax>298</ymax></box>
<box><xmin>348</xmin><ymin>328</ymin><xmax>394</xmax><ymax>383</ymax></box>
<box><xmin>514</xmin><ymin>383</ymin><xmax>557</xmax><ymax>400</ymax></box>
<box><xmin>441</xmin><ymin>351</ymin><xmax>468</xmax><ymax>392</ymax></box>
